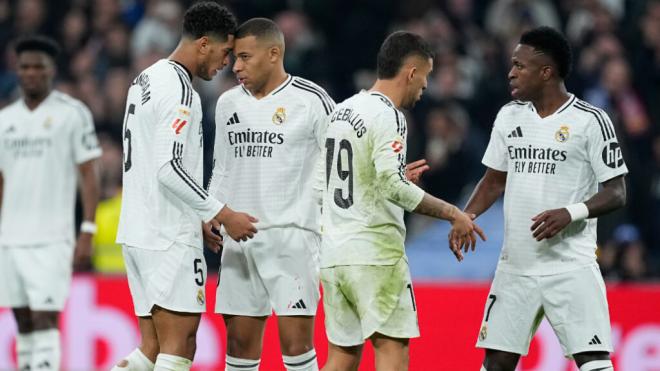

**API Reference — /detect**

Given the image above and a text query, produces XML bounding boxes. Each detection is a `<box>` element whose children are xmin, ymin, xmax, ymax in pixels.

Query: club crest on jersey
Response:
<box><xmin>171</xmin><ymin>118</ymin><xmax>188</xmax><ymax>135</ymax></box>
<box><xmin>479</xmin><ymin>324</ymin><xmax>488</xmax><ymax>341</ymax></box>
<box><xmin>272</xmin><ymin>107</ymin><xmax>286</xmax><ymax>125</ymax></box>
<box><xmin>43</xmin><ymin>116</ymin><xmax>52</xmax><ymax>129</ymax></box>
<box><xmin>178</xmin><ymin>108</ymin><xmax>190</xmax><ymax>116</ymax></box>
<box><xmin>555</xmin><ymin>125</ymin><xmax>570</xmax><ymax>142</ymax></box>
<box><xmin>391</xmin><ymin>137</ymin><xmax>404</xmax><ymax>153</ymax></box>
<box><xmin>196</xmin><ymin>288</ymin><xmax>205</xmax><ymax>305</ymax></box>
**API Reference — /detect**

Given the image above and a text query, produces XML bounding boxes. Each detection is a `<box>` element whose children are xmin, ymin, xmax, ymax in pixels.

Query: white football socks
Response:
<box><xmin>283</xmin><ymin>349</ymin><xmax>318</xmax><ymax>371</ymax></box>
<box><xmin>225</xmin><ymin>355</ymin><xmax>260</xmax><ymax>371</ymax></box>
<box><xmin>153</xmin><ymin>353</ymin><xmax>192</xmax><ymax>371</ymax></box>
<box><xmin>111</xmin><ymin>348</ymin><xmax>155</xmax><ymax>370</ymax></box>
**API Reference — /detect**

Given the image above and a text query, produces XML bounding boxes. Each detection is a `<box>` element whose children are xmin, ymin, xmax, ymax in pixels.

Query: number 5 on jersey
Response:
<box><xmin>325</xmin><ymin>138</ymin><xmax>354</xmax><ymax>209</ymax></box>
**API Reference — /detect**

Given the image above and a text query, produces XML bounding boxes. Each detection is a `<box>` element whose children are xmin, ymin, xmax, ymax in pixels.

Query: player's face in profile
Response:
<box><xmin>402</xmin><ymin>56</ymin><xmax>433</xmax><ymax>109</ymax></box>
<box><xmin>508</xmin><ymin>44</ymin><xmax>545</xmax><ymax>101</ymax></box>
<box><xmin>16</xmin><ymin>51</ymin><xmax>54</xmax><ymax>98</ymax></box>
<box><xmin>232</xmin><ymin>36</ymin><xmax>273</xmax><ymax>93</ymax></box>
<box><xmin>198</xmin><ymin>35</ymin><xmax>234</xmax><ymax>81</ymax></box>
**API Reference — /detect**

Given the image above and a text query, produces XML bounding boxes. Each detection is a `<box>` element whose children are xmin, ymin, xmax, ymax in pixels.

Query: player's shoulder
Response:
<box><xmin>359</xmin><ymin>91</ymin><xmax>402</xmax><ymax>120</ymax></box>
<box><xmin>289</xmin><ymin>76</ymin><xmax>335</xmax><ymax>114</ymax></box>
<box><xmin>49</xmin><ymin>90</ymin><xmax>92</xmax><ymax>117</ymax></box>
<box><xmin>0</xmin><ymin>98</ymin><xmax>23</xmax><ymax>118</ymax></box>
<box><xmin>499</xmin><ymin>100</ymin><xmax>532</xmax><ymax>115</ymax></box>
<box><xmin>142</xmin><ymin>59</ymin><xmax>195</xmax><ymax>106</ymax></box>
<box><xmin>570</xmin><ymin>98</ymin><xmax>610</xmax><ymax>122</ymax></box>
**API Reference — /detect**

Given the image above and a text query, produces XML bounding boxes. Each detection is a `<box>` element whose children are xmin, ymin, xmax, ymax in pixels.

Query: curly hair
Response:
<box><xmin>183</xmin><ymin>1</ymin><xmax>237</xmax><ymax>41</ymax></box>
<box><xmin>520</xmin><ymin>26</ymin><xmax>572</xmax><ymax>79</ymax></box>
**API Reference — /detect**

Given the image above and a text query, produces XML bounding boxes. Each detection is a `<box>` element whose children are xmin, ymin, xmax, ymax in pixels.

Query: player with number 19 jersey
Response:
<box><xmin>321</xmin><ymin>91</ymin><xmax>424</xmax><ymax>268</ymax></box>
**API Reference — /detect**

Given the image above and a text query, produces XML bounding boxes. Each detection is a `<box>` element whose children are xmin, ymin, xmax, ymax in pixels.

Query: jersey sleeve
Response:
<box><xmin>71</xmin><ymin>103</ymin><xmax>102</xmax><ymax>164</ymax></box>
<box><xmin>208</xmin><ymin>95</ymin><xmax>231</xmax><ymax>201</ymax></box>
<box><xmin>371</xmin><ymin>110</ymin><xmax>425</xmax><ymax>212</ymax></box>
<box><xmin>311</xmin><ymin>90</ymin><xmax>335</xmax><ymax>205</ymax></box>
<box><xmin>482</xmin><ymin>109</ymin><xmax>509</xmax><ymax>171</ymax></box>
<box><xmin>153</xmin><ymin>85</ymin><xmax>224</xmax><ymax>223</ymax></box>
<box><xmin>585</xmin><ymin>110</ymin><xmax>628</xmax><ymax>183</ymax></box>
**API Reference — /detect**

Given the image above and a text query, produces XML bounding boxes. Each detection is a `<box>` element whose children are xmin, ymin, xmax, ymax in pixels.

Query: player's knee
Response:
<box><xmin>280</xmin><ymin>341</ymin><xmax>313</xmax><ymax>357</ymax></box>
<box><xmin>226</xmin><ymin>335</ymin><xmax>261</xmax><ymax>359</ymax></box>
<box><xmin>185</xmin><ymin>332</ymin><xmax>197</xmax><ymax>358</ymax></box>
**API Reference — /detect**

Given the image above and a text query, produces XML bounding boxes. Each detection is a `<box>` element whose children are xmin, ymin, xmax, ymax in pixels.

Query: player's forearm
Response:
<box><xmin>379</xmin><ymin>171</ymin><xmax>426</xmax><ymax>212</ymax></box>
<box><xmin>584</xmin><ymin>175</ymin><xmax>626</xmax><ymax>218</ymax></box>
<box><xmin>464</xmin><ymin>169</ymin><xmax>506</xmax><ymax>217</ymax></box>
<box><xmin>78</xmin><ymin>161</ymin><xmax>100</xmax><ymax>223</ymax></box>
<box><xmin>156</xmin><ymin>160</ymin><xmax>224</xmax><ymax>222</ymax></box>
<box><xmin>413</xmin><ymin>193</ymin><xmax>460</xmax><ymax>221</ymax></box>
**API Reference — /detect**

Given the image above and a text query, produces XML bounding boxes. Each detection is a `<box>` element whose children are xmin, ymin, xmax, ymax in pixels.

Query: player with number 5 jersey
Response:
<box><xmin>114</xmin><ymin>3</ymin><xmax>257</xmax><ymax>371</ymax></box>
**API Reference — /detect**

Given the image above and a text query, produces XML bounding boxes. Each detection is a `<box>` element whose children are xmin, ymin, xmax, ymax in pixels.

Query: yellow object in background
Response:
<box><xmin>92</xmin><ymin>192</ymin><xmax>125</xmax><ymax>273</ymax></box>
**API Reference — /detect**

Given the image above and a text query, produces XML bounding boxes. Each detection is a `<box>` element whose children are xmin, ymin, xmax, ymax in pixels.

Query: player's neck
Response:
<box><xmin>370</xmin><ymin>80</ymin><xmax>404</xmax><ymax>108</ymax></box>
<box><xmin>252</xmin><ymin>68</ymin><xmax>288</xmax><ymax>99</ymax></box>
<box><xmin>23</xmin><ymin>90</ymin><xmax>51</xmax><ymax>111</ymax></box>
<box><xmin>531</xmin><ymin>84</ymin><xmax>570</xmax><ymax>118</ymax></box>
<box><xmin>168</xmin><ymin>45</ymin><xmax>196</xmax><ymax>81</ymax></box>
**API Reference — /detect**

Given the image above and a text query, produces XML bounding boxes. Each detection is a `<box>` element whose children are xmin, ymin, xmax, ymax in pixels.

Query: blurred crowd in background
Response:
<box><xmin>0</xmin><ymin>0</ymin><xmax>658</xmax><ymax>280</ymax></box>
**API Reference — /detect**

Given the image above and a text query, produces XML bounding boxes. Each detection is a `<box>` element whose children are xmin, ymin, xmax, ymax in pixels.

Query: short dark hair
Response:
<box><xmin>377</xmin><ymin>31</ymin><xmax>434</xmax><ymax>79</ymax></box>
<box><xmin>235</xmin><ymin>18</ymin><xmax>283</xmax><ymax>43</ymax></box>
<box><xmin>14</xmin><ymin>36</ymin><xmax>60</xmax><ymax>59</ymax></box>
<box><xmin>519</xmin><ymin>26</ymin><xmax>572</xmax><ymax>79</ymax></box>
<box><xmin>182</xmin><ymin>1</ymin><xmax>237</xmax><ymax>41</ymax></box>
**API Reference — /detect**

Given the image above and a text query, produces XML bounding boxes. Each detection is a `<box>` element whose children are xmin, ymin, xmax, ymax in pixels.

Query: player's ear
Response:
<box><xmin>198</xmin><ymin>36</ymin><xmax>210</xmax><ymax>55</ymax></box>
<box><xmin>269</xmin><ymin>45</ymin><xmax>282</xmax><ymax>62</ymax></box>
<box><xmin>540</xmin><ymin>65</ymin><xmax>553</xmax><ymax>81</ymax></box>
<box><xmin>407</xmin><ymin>65</ymin><xmax>417</xmax><ymax>83</ymax></box>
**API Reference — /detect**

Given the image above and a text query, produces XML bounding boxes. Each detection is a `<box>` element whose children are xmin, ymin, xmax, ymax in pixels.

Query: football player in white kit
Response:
<box><xmin>320</xmin><ymin>31</ymin><xmax>485</xmax><ymax>371</ymax></box>
<box><xmin>457</xmin><ymin>27</ymin><xmax>627</xmax><ymax>371</ymax></box>
<box><xmin>207</xmin><ymin>18</ymin><xmax>333</xmax><ymax>371</ymax></box>
<box><xmin>0</xmin><ymin>36</ymin><xmax>101</xmax><ymax>371</ymax></box>
<box><xmin>113</xmin><ymin>3</ymin><xmax>257</xmax><ymax>371</ymax></box>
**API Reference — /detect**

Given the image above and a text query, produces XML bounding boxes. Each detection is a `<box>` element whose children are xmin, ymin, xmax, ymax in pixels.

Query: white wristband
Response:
<box><xmin>80</xmin><ymin>221</ymin><xmax>98</xmax><ymax>234</ymax></box>
<box><xmin>565</xmin><ymin>203</ymin><xmax>589</xmax><ymax>222</ymax></box>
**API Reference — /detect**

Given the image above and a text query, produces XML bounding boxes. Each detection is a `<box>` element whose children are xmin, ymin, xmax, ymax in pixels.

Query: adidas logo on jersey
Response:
<box><xmin>588</xmin><ymin>335</ymin><xmax>602</xmax><ymax>345</ymax></box>
<box><xmin>291</xmin><ymin>299</ymin><xmax>307</xmax><ymax>309</ymax></box>
<box><xmin>226</xmin><ymin>112</ymin><xmax>240</xmax><ymax>126</ymax></box>
<box><xmin>507</xmin><ymin>126</ymin><xmax>523</xmax><ymax>138</ymax></box>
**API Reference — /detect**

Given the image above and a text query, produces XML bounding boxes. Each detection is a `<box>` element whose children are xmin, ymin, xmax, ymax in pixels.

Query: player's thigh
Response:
<box><xmin>350</xmin><ymin>260</ymin><xmax>419</xmax><ymax>342</ymax></box>
<box><xmin>476</xmin><ymin>270</ymin><xmax>544</xmax><ymax>356</ymax></box>
<box><xmin>223</xmin><ymin>314</ymin><xmax>268</xmax><ymax>358</ymax></box>
<box><xmin>0</xmin><ymin>245</ymin><xmax>28</xmax><ymax>309</ymax></box>
<box><xmin>127</xmin><ymin>244</ymin><xmax>208</xmax><ymax>316</ymax></box>
<box><xmin>542</xmin><ymin>264</ymin><xmax>613</xmax><ymax>357</ymax></box>
<box><xmin>15</xmin><ymin>243</ymin><xmax>74</xmax><ymax>311</ymax></box>
<box><xmin>320</xmin><ymin>267</ymin><xmax>363</xmax><ymax>347</ymax></box>
<box><xmin>215</xmin><ymin>236</ymin><xmax>271</xmax><ymax>316</ymax></box>
<box><xmin>371</xmin><ymin>333</ymin><xmax>409</xmax><ymax>371</ymax></box>
<box><xmin>253</xmin><ymin>228</ymin><xmax>320</xmax><ymax>316</ymax></box>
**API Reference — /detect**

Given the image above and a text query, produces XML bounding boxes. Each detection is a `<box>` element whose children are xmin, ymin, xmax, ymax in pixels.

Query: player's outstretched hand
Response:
<box><xmin>447</xmin><ymin>211</ymin><xmax>486</xmax><ymax>262</ymax></box>
<box><xmin>202</xmin><ymin>222</ymin><xmax>223</xmax><ymax>253</ymax></box>
<box><xmin>73</xmin><ymin>233</ymin><xmax>93</xmax><ymax>271</ymax></box>
<box><xmin>215</xmin><ymin>206</ymin><xmax>258</xmax><ymax>242</ymax></box>
<box><xmin>405</xmin><ymin>159</ymin><xmax>430</xmax><ymax>185</ymax></box>
<box><xmin>530</xmin><ymin>208</ymin><xmax>571</xmax><ymax>241</ymax></box>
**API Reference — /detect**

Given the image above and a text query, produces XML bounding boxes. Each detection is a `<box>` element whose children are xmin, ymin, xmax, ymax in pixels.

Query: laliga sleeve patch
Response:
<box><xmin>601</xmin><ymin>142</ymin><xmax>623</xmax><ymax>168</ymax></box>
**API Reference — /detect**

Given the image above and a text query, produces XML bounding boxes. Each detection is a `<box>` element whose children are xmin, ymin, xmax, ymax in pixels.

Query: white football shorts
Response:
<box><xmin>122</xmin><ymin>243</ymin><xmax>207</xmax><ymax>317</ymax></box>
<box><xmin>0</xmin><ymin>242</ymin><xmax>74</xmax><ymax>311</ymax></box>
<box><xmin>215</xmin><ymin>227</ymin><xmax>320</xmax><ymax>316</ymax></box>
<box><xmin>320</xmin><ymin>257</ymin><xmax>420</xmax><ymax>347</ymax></box>
<box><xmin>476</xmin><ymin>263</ymin><xmax>613</xmax><ymax>357</ymax></box>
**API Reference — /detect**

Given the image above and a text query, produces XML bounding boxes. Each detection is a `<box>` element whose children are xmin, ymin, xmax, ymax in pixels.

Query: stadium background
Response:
<box><xmin>1</xmin><ymin>0</ymin><xmax>660</xmax><ymax>369</ymax></box>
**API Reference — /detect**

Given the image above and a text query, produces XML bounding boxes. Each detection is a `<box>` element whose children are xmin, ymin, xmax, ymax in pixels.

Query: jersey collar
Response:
<box><xmin>169</xmin><ymin>60</ymin><xmax>193</xmax><ymax>81</ymax></box>
<box><xmin>368</xmin><ymin>90</ymin><xmax>395</xmax><ymax>108</ymax></box>
<box><xmin>530</xmin><ymin>93</ymin><xmax>575</xmax><ymax>120</ymax></box>
<box><xmin>240</xmin><ymin>74</ymin><xmax>293</xmax><ymax>99</ymax></box>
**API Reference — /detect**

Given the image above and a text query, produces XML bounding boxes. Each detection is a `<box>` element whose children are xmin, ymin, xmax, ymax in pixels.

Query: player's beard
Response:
<box><xmin>197</xmin><ymin>60</ymin><xmax>213</xmax><ymax>81</ymax></box>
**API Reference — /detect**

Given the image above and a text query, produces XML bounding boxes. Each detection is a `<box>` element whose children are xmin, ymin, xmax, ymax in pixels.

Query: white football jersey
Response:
<box><xmin>0</xmin><ymin>91</ymin><xmax>101</xmax><ymax>245</ymax></box>
<box><xmin>209</xmin><ymin>75</ymin><xmax>334</xmax><ymax>233</ymax></box>
<box><xmin>320</xmin><ymin>91</ymin><xmax>425</xmax><ymax>268</ymax></box>
<box><xmin>482</xmin><ymin>94</ymin><xmax>628</xmax><ymax>275</ymax></box>
<box><xmin>116</xmin><ymin>59</ymin><xmax>223</xmax><ymax>251</ymax></box>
